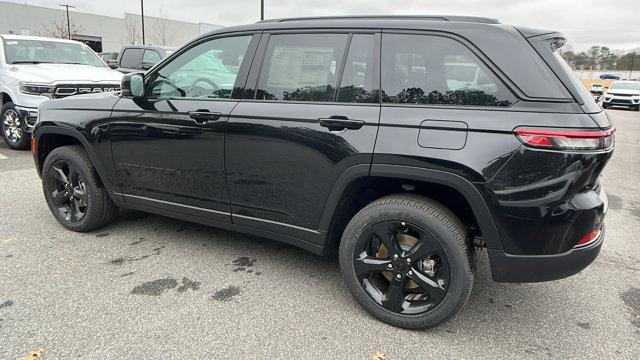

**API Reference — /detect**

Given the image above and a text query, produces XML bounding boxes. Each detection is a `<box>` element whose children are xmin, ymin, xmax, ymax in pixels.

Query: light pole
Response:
<box><xmin>261</xmin><ymin>0</ymin><xmax>264</xmax><ymax>21</ymax></box>
<box><xmin>59</xmin><ymin>4</ymin><xmax>76</xmax><ymax>39</ymax></box>
<box><xmin>630</xmin><ymin>51</ymin><xmax>636</xmax><ymax>80</ymax></box>
<box><xmin>140</xmin><ymin>0</ymin><xmax>146</xmax><ymax>45</ymax></box>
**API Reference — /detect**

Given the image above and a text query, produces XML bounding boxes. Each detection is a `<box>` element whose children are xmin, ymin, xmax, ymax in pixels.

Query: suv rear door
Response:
<box><xmin>225</xmin><ymin>31</ymin><xmax>380</xmax><ymax>244</ymax></box>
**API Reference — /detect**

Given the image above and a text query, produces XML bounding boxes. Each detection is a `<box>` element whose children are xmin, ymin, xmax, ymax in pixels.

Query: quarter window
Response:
<box><xmin>255</xmin><ymin>34</ymin><xmax>349</xmax><ymax>102</ymax></box>
<box><xmin>381</xmin><ymin>34</ymin><xmax>515</xmax><ymax>106</ymax></box>
<box><xmin>337</xmin><ymin>34</ymin><xmax>378</xmax><ymax>103</ymax></box>
<box><xmin>148</xmin><ymin>36</ymin><xmax>252</xmax><ymax>99</ymax></box>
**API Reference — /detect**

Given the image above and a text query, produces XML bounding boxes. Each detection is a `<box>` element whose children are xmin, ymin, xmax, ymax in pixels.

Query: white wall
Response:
<box><xmin>0</xmin><ymin>1</ymin><xmax>222</xmax><ymax>52</ymax></box>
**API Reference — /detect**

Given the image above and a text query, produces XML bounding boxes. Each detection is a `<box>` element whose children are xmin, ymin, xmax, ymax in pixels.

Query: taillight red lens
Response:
<box><xmin>575</xmin><ymin>227</ymin><xmax>602</xmax><ymax>248</ymax></box>
<box><xmin>514</xmin><ymin>128</ymin><xmax>615</xmax><ymax>151</ymax></box>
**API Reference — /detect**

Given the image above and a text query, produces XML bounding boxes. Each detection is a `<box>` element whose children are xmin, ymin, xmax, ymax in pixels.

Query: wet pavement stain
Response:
<box><xmin>131</xmin><ymin>278</ymin><xmax>178</xmax><ymax>296</ymax></box>
<box><xmin>630</xmin><ymin>208</ymin><xmax>640</xmax><ymax>221</ymax></box>
<box><xmin>121</xmin><ymin>272</ymin><xmax>135</xmax><ymax>277</ymax></box>
<box><xmin>232</xmin><ymin>256</ymin><xmax>256</xmax><ymax>272</ymax></box>
<box><xmin>607</xmin><ymin>193</ymin><xmax>624</xmax><ymax>210</ymax></box>
<box><xmin>95</xmin><ymin>233</ymin><xmax>109</xmax><ymax>238</ymax></box>
<box><xmin>177</xmin><ymin>277</ymin><xmax>201</xmax><ymax>293</ymax></box>
<box><xmin>620</xmin><ymin>287</ymin><xmax>640</xmax><ymax>328</ymax></box>
<box><xmin>110</xmin><ymin>254</ymin><xmax>150</xmax><ymax>265</ymax></box>
<box><xmin>254</xmin><ymin>272</ymin><xmax>262</xmax><ymax>276</ymax></box>
<box><xmin>212</xmin><ymin>285</ymin><xmax>241</xmax><ymax>302</ymax></box>
<box><xmin>129</xmin><ymin>238</ymin><xmax>146</xmax><ymax>246</ymax></box>
<box><xmin>576</xmin><ymin>322</ymin><xmax>591</xmax><ymax>330</ymax></box>
<box><xmin>0</xmin><ymin>300</ymin><xmax>14</xmax><ymax>309</ymax></box>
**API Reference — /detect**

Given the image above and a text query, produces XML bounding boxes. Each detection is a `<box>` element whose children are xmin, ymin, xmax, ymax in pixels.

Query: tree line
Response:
<box><xmin>559</xmin><ymin>46</ymin><xmax>640</xmax><ymax>71</ymax></box>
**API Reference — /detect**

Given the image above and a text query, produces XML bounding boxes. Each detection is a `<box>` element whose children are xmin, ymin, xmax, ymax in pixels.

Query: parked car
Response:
<box><xmin>31</xmin><ymin>16</ymin><xmax>613</xmax><ymax>329</ymax></box>
<box><xmin>599</xmin><ymin>73</ymin><xmax>621</xmax><ymax>80</ymax></box>
<box><xmin>0</xmin><ymin>34</ymin><xmax>123</xmax><ymax>149</ymax></box>
<box><xmin>98</xmin><ymin>51</ymin><xmax>118</xmax><ymax>63</ymax></box>
<box><xmin>108</xmin><ymin>45</ymin><xmax>176</xmax><ymax>73</ymax></box>
<box><xmin>589</xmin><ymin>83</ymin><xmax>604</xmax><ymax>95</ymax></box>
<box><xmin>602</xmin><ymin>80</ymin><xmax>640</xmax><ymax>110</ymax></box>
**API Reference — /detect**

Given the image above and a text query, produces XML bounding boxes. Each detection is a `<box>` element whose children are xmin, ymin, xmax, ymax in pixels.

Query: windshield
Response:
<box><xmin>3</xmin><ymin>39</ymin><xmax>105</xmax><ymax>67</ymax></box>
<box><xmin>609</xmin><ymin>82</ymin><xmax>640</xmax><ymax>91</ymax></box>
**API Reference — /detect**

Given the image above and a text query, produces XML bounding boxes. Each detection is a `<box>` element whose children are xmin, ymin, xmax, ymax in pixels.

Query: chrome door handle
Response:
<box><xmin>318</xmin><ymin>116</ymin><xmax>365</xmax><ymax>131</ymax></box>
<box><xmin>188</xmin><ymin>110</ymin><xmax>222</xmax><ymax>124</ymax></box>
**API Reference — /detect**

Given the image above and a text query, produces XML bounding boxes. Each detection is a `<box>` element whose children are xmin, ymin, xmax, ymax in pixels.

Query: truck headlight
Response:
<box><xmin>19</xmin><ymin>82</ymin><xmax>55</xmax><ymax>98</ymax></box>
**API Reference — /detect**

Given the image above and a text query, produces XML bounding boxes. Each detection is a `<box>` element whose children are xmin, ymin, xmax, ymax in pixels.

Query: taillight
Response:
<box><xmin>574</xmin><ymin>227</ymin><xmax>602</xmax><ymax>248</ymax></box>
<box><xmin>514</xmin><ymin>128</ymin><xmax>615</xmax><ymax>151</ymax></box>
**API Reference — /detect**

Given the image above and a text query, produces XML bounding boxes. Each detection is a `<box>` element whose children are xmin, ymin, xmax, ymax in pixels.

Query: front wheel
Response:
<box><xmin>339</xmin><ymin>194</ymin><xmax>474</xmax><ymax>329</ymax></box>
<box><xmin>1</xmin><ymin>102</ymin><xmax>31</xmax><ymax>150</ymax></box>
<box><xmin>42</xmin><ymin>145</ymin><xmax>118</xmax><ymax>231</ymax></box>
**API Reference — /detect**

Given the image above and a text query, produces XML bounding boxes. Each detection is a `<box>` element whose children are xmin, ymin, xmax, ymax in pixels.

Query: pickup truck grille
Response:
<box><xmin>53</xmin><ymin>84</ymin><xmax>120</xmax><ymax>98</ymax></box>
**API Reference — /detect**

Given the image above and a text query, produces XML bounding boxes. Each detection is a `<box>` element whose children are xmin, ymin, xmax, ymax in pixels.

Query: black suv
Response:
<box><xmin>31</xmin><ymin>16</ymin><xmax>614</xmax><ymax>329</ymax></box>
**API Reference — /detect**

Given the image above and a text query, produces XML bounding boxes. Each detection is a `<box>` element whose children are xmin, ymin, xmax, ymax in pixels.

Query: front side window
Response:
<box><xmin>381</xmin><ymin>34</ymin><xmax>515</xmax><ymax>106</ymax></box>
<box><xmin>255</xmin><ymin>34</ymin><xmax>348</xmax><ymax>102</ymax></box>
<box><xmin>148</xmin><ymin>36</ymin><xmax>252</xmax><ymax>99</ymax></box>
<box><xmin>2</xmin><ymin>39</ymin><xmax>105</xmax><ymax>67</ymax></box>
<box><xmin>120</xmin><ymin>48</ymin><xmax>143</xmax><ymax>69</ymax></box>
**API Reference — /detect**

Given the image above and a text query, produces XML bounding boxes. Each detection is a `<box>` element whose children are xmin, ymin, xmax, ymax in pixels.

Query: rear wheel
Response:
<box><xmin>339</xmin><ymin>194</ymin><xmax>474</xmax><ymax>329</ymax></box>
<box><xmin>1</xmin><ymin>102</ymin><xmax>31</xmax><ymax>150</ymax></box>
<box><xmin>42</xmin><ymin>145</ymin><xmax>118</xmax><ymax>231</ymax></box>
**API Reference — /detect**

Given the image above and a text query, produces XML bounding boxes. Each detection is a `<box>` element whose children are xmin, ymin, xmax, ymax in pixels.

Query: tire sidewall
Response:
<box><xmin>42</xmin><ymin>147</ymin><xmax>101</xmax><ymax>231</ymax></box>
<box><xmin>1</xmin><ymin>102</ymin><xmax>31</xmax><ymax>150</ymax></box>
<box><xmin>339</xmin><ymin>202</ymin><xmax>472</xmax><ymax>329</ymax></box>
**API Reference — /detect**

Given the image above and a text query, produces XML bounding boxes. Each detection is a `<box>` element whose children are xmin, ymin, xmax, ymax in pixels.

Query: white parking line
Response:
<box><xmin>0</xmin><ymin>152</ymin><xmax>7</xmax><ymax>160</ymax></box>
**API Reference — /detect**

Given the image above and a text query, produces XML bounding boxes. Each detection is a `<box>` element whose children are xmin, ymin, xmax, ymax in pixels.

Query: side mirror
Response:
<box><xmin>140</xmin><ymin>61</ymin><xmax>155</xmax><ymax>70</ymax></box>
<box><xmin>107</xmin><ymin>59</ymin><xmax>118</xmax><ymax>69</ymax></box>
<box><xmin>121</xmin><ymin>72</ymin><xmax>145</xmax><ymax>98</ymax></box>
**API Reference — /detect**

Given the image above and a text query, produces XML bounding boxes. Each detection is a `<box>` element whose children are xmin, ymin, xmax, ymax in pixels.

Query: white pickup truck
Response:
<box><xmin>1</xmin><ymin>34</ymin><xmax>123</xmax><ymax>149</ymax></box>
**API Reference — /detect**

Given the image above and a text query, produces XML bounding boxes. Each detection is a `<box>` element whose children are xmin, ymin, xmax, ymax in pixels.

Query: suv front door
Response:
<box><xmin>110</xmin><ymin>34</ymin><xmax>258</xmax><ymax>222</ymax></box>
<box><xmin>226</xmin><ymin>32</ymin><xmax>380</xmax><ymax>244</ymax></box>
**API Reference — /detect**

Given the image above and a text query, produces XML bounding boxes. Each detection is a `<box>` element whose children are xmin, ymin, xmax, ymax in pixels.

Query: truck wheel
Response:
<box><xmin>339</xmin><ymin>194</ymin><xmax>474</xmax><ymax>329</ymax></box>
<box><xmin>602</xmin><ymin>103</ymin><xmax>610</xmax><ymax>109</ymax></box>
<box><xmin>1</xmin><ymin>102</ymin><xmax>31</xmax><ymax>150</ymax></box>
<box><xmin>42</xmin><ymin>145</ymin><xmax>118</xmax><ymax>232</ymax></box>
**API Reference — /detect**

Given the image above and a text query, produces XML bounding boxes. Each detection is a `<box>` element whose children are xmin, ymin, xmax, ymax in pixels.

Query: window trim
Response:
<box><xmin>245</xmin><ymin>29</ymin><xmax>380</xmax><ymax>105</ymax></box>
<box><xmin>380</xmin><ymin>29</ymin><xmax>519</xmax><ymax>109</ymax></box>
<box><xmin>141</xmin><ymin>32</ymin><xmax>261</xmax><ymax>102</ymax></box>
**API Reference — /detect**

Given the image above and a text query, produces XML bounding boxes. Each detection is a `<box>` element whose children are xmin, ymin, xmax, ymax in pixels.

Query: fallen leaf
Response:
<box><xmin>372</xmin><ymin>351</ymin><xmax>387</xmax><ymax>360</ymax></box>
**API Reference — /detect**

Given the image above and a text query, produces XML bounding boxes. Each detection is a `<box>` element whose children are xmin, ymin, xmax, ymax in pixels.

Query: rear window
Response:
<box><xmin>120</xmin><ymin>48</ymin><xmax>143</xmax><ymax>69</ymax></box>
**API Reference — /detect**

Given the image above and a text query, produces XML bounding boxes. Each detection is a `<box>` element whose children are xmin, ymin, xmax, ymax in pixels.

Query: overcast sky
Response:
<box><xmin>6</xmin><ymin>0</ymin><xmax>640</xmax><ymax>51</ymax></box>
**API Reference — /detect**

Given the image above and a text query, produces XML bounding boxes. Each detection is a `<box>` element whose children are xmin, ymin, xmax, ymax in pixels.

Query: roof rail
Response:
<box><xmin>259</xmin><ymin>15</ymin><xmax>500</xmax><ymax>24</ymax></box>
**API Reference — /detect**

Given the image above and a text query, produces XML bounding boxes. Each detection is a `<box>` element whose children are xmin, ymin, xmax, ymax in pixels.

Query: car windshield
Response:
<box><xmin>2</xmin><ymin>39</ymin><xmax>105</xmax><ymax>67</ymax></box>
<box><xmin>609</xmin><ymin>82</ymin><xmax>640</xmax><ymax>90</ymax></box>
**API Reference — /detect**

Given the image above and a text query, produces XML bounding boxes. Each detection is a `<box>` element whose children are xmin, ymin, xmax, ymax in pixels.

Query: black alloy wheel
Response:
<box><xmin>45</xmin><ymin>159</ymin><xmax>89</xmax><ymax>222</ymax></box>
<box><xmin>340</xmin><ymin>195</ymin><xmax>474</xmax><ymax>329</ymax></box>
<box><xmin>354</xmin><ymin>220</ymin><xmax>449</xmax><ymax>314</ymax></box>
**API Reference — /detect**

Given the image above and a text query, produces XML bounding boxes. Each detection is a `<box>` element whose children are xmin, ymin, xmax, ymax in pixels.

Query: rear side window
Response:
<box><xmin>255</xmin><ymin>34</ymin><xmax>348</xmax><ymax>102</ymax></box>
<box><xmin>381</xmin><ymin>34</ymin><xmax>515</xmax><ymax>107</ymax></box>
<box><xmin>337</xmin><ymin>34</ymin><xmax>378</xmax><ymax>103</ymax></box>
<box><xmin>142</xmin><ymin>50</ymin><xmax>161</xmax><ymax>65</ymax></box>
<box><xmin>120</xmin><ymin>48</ymin><xmax>143</xmax><ymax>69</ymax></box>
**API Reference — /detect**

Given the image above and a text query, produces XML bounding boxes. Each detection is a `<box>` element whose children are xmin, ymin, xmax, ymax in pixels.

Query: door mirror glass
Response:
<box><xmin>122</xmin><ymin>72</ymin><xmax>145</xmax><ymax>98</ymax></box>
<box><xmin>107</xmin><ymin>59</ymin><xmax>118</xmax><ymax>69</ymax></box>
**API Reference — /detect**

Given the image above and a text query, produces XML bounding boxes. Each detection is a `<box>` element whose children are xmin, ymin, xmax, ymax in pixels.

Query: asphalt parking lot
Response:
<box><xmin>1</xmin><ymin>109</ymin><xmax>639</xmax><ymax>359</ymax></box>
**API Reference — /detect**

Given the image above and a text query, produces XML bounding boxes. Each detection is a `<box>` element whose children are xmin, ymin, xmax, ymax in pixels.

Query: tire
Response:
<box><xmin>42</xmin><ymin>145</ymin><xmax>118</xmax><ymax>231</ymax></box>
<box><xmin>339</xmin><ymin>194</ymin><xmax>474</xmax><ymax>329</ymax></box>
<box><xmin>1</xmin><ymin>102</ymin><xmax>31</xmax><ymax>150</ymax></box>
<box><xmin>602</xmin><ymin>103</ymin><xmax>610</xmax><ymax>109</ymax></box>
<box><xmin>632</xmin><ymin>106</ymin><xmax>640</xmax><ymax>111</ymax></box>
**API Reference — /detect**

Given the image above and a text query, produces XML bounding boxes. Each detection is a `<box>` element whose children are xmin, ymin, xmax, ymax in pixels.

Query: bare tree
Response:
<box><xmin>40</xmin><ymin>16</ymin><xmax>85</xmax><ymax>39</ymax></box>
<box><xmin>124</xmin><ymin>18</ymin><xmax>142</xmax><ymax>45</ymax></box>
<box><xmin>149</xmin><ymin>12</ymin><xmax>177</xmax><ymax>46</ymax></box>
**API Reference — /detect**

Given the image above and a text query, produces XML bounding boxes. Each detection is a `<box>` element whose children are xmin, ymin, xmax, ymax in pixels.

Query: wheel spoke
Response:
<box><xmin>382</xmin><ymin>279</ymin><xmax>406</xmax><ymax>313</ymax></box>
<box><xmin>409</xmin><ymin>270</ymin><xmax>447</xmax><ymax>303</ymax></box>
<box><xmin>52</xmin><ymin>166</ymin><xmax>69</xmax><ymax>186</ymax></box>
<box><xmin>73</xmin><ymin>188</ymin><xmax>88</xmax><ymax>203</ymax></box>
<box><xmin>406</xmin><ymin>238</ymin><xmax>437</xmax><ymax>261</ymax></box>
<box><xmin>69</xmin><ymin>199</ymin><xmax>81</xmax><ymax>221</ymax></box>
<box><xmin>50</xmin><ymin>190</ymin><xmax>67</xmax><ymax>206</ymax></box>
<box><xmin>68</xmin><ymin>165</ymin><xmax>79</xmax><ymax>185</ymax></box>
<box><xmin>370</xmin><ymin>222</ymin><xmax>401</xmax><ymax>256</ymax></box>
<box><xmin>354</xmin><ymin>253</ymin><xmax>392</xmax><ymax>276</ymax></box>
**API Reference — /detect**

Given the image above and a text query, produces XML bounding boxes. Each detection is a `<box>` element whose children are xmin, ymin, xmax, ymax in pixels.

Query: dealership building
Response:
<box><xmin>0</xmin><ymin>1</ymin><xmax>222</xmax><ymax>52</ymax></box>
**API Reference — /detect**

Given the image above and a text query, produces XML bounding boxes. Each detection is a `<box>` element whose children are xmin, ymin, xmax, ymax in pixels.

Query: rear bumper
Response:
<box><xmin>488</xmin><ymin>226</ymin><xmax>604</xmax><ymax>282</ymax></box>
